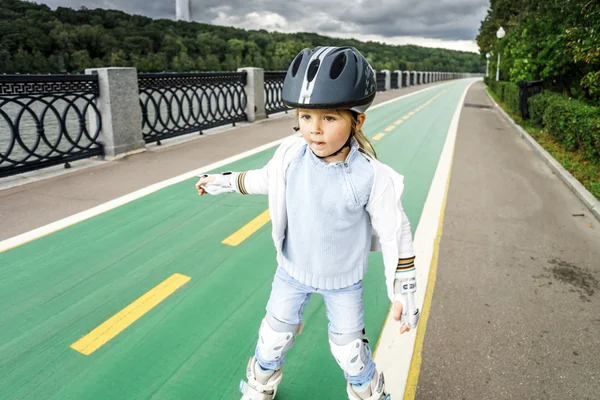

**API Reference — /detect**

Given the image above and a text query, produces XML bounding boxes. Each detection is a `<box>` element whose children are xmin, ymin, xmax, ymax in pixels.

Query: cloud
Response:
<box><xmin>36</xmin><ymin>0</ymin><xmax>489</xmax><ymax>52</ymax></box>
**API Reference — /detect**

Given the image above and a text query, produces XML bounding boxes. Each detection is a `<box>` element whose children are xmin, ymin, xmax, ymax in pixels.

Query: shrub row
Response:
<box><xmin>485</xmin><ymin>77</ymin><xmax>600</xmax><ymax>164</ymax></box>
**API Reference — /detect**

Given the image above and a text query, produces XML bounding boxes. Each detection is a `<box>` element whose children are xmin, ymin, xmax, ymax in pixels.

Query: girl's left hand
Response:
<box><xmin>392</xmin><ymin>301</ymin><xmax>410</xmax><ymax>334</ymax></box>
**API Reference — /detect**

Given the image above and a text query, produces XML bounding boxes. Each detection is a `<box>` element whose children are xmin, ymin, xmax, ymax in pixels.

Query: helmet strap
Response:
<box><xmin>312</xmin><ymin>133</ymin><xmax>352</xmax><ymax>159</ymax></box>
<box><xmin>303</xmin><ymin>111</ymin><xmax>359</xmax><ymax>160</ymax></box>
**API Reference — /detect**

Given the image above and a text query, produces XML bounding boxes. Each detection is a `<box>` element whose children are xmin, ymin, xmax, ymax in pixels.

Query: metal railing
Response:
<box><xmin>138</xmin><ymin>72</ymin><xmax>247</xmax><ymax>144</ymax></box>
<box><xmin>517</xmin><ymin>80</ymin><xmax>543</xmax><ymax>120</ymax></box>
<box><xmin>391</xmin><ymin>73</ymin><xmax>399</xmax><ymax>89</ymax></box>
<box><xmin>376</xmin><ymin>72</ymin><xmax>386</xmax><ymax>91</ymax></box>
<box><xmin>0</xmin><ymin>74</ymin><xmax>104</xmax><ymax>178</ymax></box>
<box><xmin>1</xmin><ymin>67</ymin><xmax>473</xmax><ymax>177</ymax></box>
<box><xmin>264</xmin><ymin>72</ymin><xmax>288</xmax><ymax>115</ymax></box>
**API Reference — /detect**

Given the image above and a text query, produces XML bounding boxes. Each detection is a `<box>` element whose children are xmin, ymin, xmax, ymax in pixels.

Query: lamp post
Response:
<box><xmin>486</xmin><ymin>52</ymin><xmax>491</xmax><ymax>77</ymax></box>
<box><xmin>496</xmin><ymin>27</ymin><xmax>505</xmax><ymax>81</ymax></box>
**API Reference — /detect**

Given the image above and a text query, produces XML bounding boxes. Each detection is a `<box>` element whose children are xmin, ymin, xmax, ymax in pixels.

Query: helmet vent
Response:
<box><xmin>291</xmin><ymin>54</ymin><xmax>303</xmax><ymax>77</ymax></box>
<box><xmin>330</xmin><ymin>53</ymin><xmax>347</xmax><ymax>80</ymax></box>
<box><xmin>306</xmin><ymin>59</ymin><xmax>320</xmax><ymax>82</ymax></box>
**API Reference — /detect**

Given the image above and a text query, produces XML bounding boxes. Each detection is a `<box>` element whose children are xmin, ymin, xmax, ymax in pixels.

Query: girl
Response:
<box><xmin>196</xmin><ymin>46</ymin><xmax>419</xmax><ymax>400</ymax></box>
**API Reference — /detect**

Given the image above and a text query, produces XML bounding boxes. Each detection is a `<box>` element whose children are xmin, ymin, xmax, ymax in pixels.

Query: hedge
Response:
<box><xmin>484</xmin><ymin>78</ymin><xmax>520</xmax><ymax>115</ymax></box>
<box><xmin>485</xmin><ymin>78</ymin><xmax>600</xmax><ymax>165</ymax></box>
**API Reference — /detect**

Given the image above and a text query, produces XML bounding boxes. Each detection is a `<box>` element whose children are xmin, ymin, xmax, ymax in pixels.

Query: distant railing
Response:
<box><xmin>376</xmin><ymin>72</ymin><xmax>386</xmax><ymax>91</ymax></box>
<box><xmin>391</xmin><ymin>73</ymin><xmax>399</xmax><ymax>89</ymax></box>
<box><xmin>264</xmin><ymin>72</ymin><xmax>288</xmax><ymax>115</ymax></box>
<box><xmin>517</xmin><ymin>80</ymin><xmax>543</xmax><ymax>120</ymax></box>
<box><xmin>138</xmin><ymin>72</ymin><xmax>247</xmax><ymax>144</ymax></box>
<box><xmin>0</xmin><ymin>74</ymin><xmax>104</xmax><ymax>178</ymax></box>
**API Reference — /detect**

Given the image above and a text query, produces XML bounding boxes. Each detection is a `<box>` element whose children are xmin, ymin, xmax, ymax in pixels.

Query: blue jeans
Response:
<box><xmin>255</xmin><ymin>266</ymin><xmax>376</xmax><ymax>386</ymax></box>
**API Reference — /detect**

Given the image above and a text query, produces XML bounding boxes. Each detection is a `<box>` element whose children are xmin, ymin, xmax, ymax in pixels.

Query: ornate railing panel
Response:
<box><xmin>0</xmin><ymin>74</ymin><xmax>104</xmax><ymax>178</ymax></box>
<box><xmin>264</xmin><ymin>72</ymin><xmax>288</xmax><ymax>115</ymax></box>
<box><xmin>391</xmin><ymin>72</ymin><xmax>399</xmax><ymax>89</ymax></box>
<box><xmin>376</xmin><ymin>72</ymin><xmax>386</xmax><ymax>92</ymax></box>
<box><xmin>138</xmin><ymin>72</ymin><xmax>247</xmax><ymax>144</ymax></box>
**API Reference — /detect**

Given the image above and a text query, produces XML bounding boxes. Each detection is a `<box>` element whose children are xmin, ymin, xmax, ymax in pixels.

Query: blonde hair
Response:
<box><xmin>294</xmin><ymin>109</ymin><xmax>378</xmax><ymax>159</ymax></box>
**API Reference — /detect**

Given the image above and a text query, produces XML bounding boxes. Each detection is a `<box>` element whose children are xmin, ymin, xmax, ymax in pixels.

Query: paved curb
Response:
<box><xmin>485</xmin><ymin>88</ymin><xmax>600</xmax><ymax>223</ymax></box>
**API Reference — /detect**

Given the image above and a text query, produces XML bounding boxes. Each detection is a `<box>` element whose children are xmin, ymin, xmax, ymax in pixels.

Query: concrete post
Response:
<box><xmin>85</xmin><ymin>67</ymin><xmax>145</xmax><ymax>158</ymax></box>
<box><xmin>381</xmin><ymin>70</ymin><xmax>391</xmax><ymax>91</ymax></box>
<box><xmin>238</xmin><ymin>67</ymin><xmax>266</xmax><ymax>122</ymax></box>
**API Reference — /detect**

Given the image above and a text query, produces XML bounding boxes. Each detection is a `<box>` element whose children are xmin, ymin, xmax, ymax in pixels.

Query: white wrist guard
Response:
<box><xmin>197</xmin><ymin>172</ymin><xmax>236</xmax><ymax>195</ymax></box>
<box><xmin>393</xmin><ymin>276</ymin><xmax>419</xmax><ymax>329</ymax></box>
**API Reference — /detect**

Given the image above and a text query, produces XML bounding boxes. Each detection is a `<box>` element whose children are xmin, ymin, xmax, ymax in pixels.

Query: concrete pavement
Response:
<box><xmin>415</xmin><ymin>82</ymin><xmax>600</xmax><ymax>400</ymax></box>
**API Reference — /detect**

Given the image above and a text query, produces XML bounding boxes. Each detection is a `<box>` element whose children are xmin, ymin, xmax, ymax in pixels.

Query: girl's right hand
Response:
<box><xmin>196</xmin><ymin>175</ymin><xmax>216</xmax><ymax>196</ymax></box>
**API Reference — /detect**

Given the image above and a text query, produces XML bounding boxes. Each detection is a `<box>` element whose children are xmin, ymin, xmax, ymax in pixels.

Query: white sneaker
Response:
<box><xmin>239</xmin><ymin>356</ymin><xmax>283</xmax><ymax>400</ymax></box>
<box><xmin>346</xmin><ymin>370</ymin><xmax>390</xmax><ymax>400</ymax></box>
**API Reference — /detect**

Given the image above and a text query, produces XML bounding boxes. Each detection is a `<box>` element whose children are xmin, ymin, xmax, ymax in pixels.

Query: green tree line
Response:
<box><xmin>477</xmin><ymin>0</ymin><xmax>600</xmax><ymax>105</ymax></box>
<box><xmin>0</xmin><ymin>0</ymin><xmax>483</xmax><ymax>75</ymax></box>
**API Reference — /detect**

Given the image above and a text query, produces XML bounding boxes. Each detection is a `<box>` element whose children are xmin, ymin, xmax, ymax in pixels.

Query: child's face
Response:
<box><xmin>297</xmin><ymin>109</ymin><xmax>359</xmax><ymax>160</ymax></box>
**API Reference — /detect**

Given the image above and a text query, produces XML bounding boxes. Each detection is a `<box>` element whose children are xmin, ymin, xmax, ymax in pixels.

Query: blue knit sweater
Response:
<box><xmin>281</xmin><ymin>138</ymin><xmax>375</xmax><ymax>289</ymax></box>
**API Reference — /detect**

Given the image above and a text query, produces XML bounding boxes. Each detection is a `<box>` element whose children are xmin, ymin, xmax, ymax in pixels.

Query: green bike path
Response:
<box><xmin>0</xmin><ymin>79</ymin><xmax>475</xmax><ymax>399</ymax></box>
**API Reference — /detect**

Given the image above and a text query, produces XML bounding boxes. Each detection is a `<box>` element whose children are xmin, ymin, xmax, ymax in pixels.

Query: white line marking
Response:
<box><xmin>373</xmin><ymin>79</ymin><xmax>480</xmax><ymax>397</ymax></box>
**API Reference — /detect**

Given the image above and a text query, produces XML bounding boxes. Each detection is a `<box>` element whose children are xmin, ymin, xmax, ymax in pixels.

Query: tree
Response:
<box><xmin>0</xmin><ymin>0</ymin><xmax>484</xmax><ymax>76</ymax></box>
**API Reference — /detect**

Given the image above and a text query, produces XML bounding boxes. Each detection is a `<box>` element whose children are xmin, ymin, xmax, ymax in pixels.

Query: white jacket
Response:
<box><xmin>230</xmin><ymin>135</ymin><xmax>415</xmax><ymax>303</ymax></box>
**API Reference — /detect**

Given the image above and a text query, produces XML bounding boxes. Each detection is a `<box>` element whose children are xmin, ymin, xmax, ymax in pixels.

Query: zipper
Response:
<box><xmin>341</xmin><ymin>162</ymin><xmax>359</xmax><ymax>205</ymax></box>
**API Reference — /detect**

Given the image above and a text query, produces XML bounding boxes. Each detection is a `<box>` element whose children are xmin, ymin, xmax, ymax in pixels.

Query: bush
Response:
<box><xmin>528</xmin><ymin>92</ymin><xmax>554</xmax><ymax>126</ymax></box>
<box><xmin>486</xmin><ymin>80</ymin><xmax>520</xmax><ymax>114</ymax></box>
<box><xmin>501</xmin><ymin>83</ymin><xmax>520</xmax><ymax>114</ymax></box>
<box><xmin>541</xmin><ymin>95</ymin><xmax>600</xmax><ymax>160</ymax></box>
<box><xmin>487</xmin><ymin>81</ymin><xmax>600</xmax><ymax>165</ymax></box>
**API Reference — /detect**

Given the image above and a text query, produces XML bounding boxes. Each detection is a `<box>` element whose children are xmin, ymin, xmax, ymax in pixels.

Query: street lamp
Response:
<box><xmin>486</xmin><ymin>52</ymin><xmax>491</xmax><ymax>77</ymax></box>
<box><xmin>496</xmin><ymin>27</ymin><xmax>505</xmax><ymax>81</ymax></box>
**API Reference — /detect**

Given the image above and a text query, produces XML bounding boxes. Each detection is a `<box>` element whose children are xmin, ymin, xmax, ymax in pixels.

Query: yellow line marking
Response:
<box><xmin>402</xmin><ymin>115</ymin><xmax>411</xmax><ymax>120</ymax></box>
<box><xmin>384</xmin><ymin>126</ymin><xmax>395</xmax><ymax>132</ymax></box>
<box><xmin>403</xmin><ymin>155</ymin><xmax>454</xmax><ymax>399</ymax></box>
<box><xmin>222</xmin><ymin>209</ymin><xmax>271</xmax><ymax>246</ymax></box>
<box><xmin>408</xmin><ymin>111</ymin><xmax>415</xmax><ymax>116</ymax></box>
<box><xmin>395</xmin><ymin>120</ymin><xmax>404</xmax><ymax>125</ymax></box>
<box><xmin>70</xmin><ymin>273</ymin><xmax>191</xmax><ymax>355</ymax></box>
<box><xmin>372</xmin><ymin>133</ymin><xmax>386</xmax><ymax>141</ymax></box>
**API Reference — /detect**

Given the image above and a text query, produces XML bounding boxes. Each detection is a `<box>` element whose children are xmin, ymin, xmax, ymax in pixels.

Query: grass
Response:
<box><xmin>485</xmin><ymin>87</ymin><xmax>600</xmax><ymax>201</ymax></box>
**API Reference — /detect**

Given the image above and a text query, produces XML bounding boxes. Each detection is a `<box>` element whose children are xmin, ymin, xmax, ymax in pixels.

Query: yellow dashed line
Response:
<box><xmin>402</xmin><ymin>115</ymin><xmax>411</xmax><ymax>120</ymax></box>
<box><xmin>372</xmin><ymin>133</ymin><xmax>386</xmax><ymax>141</ymax></box>
<box><xmin>384</xmin><ymin>126</ymin><xmax>395</xmax><ymax>132</ymax></box>
<box><xmin>70</xmin><ymin>273</ymin><xmax>191</xmax><ymax>355</ymax></box>
<box><xmin>395</xmin><ymin>120</ymin><xmax>404</xmax><ymax>125</ymax></box>
<box><xmin>222</xmin><ymin>210</ymin><xmax>271</xmax><ymax>246</ymax></box>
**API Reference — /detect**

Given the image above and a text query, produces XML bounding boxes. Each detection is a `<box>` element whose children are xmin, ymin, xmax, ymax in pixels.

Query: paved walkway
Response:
<box><xmin>415</xmin><ymin>82</ymin><xmax>600</xmax><ymax>400</ymax></box>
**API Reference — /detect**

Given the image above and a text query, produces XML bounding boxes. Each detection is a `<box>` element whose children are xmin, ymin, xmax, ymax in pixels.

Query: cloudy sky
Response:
<box><xmin>38</xmin><ymin>0</ymin><xmax>489</xmax><ymax>53</ymax></box>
